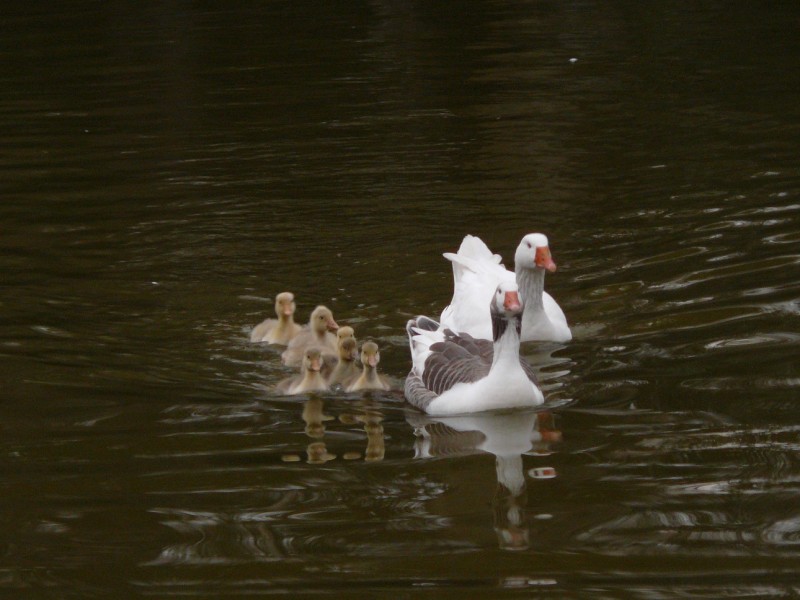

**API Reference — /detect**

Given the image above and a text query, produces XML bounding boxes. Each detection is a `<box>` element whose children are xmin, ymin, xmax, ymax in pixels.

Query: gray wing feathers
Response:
<box><xmin>440</xmin><ymin>328</ymin><xmax>538</xmax><ymax>386</ymax></box>
<box><xmin>416</xmin><ymin>422</ymin><xmax>487</xmax><ymax>457</ymax></box>
<box><xmin>421</xmin><ymin>341</ymin><xmax>490</xmax><ymax>395</ymax></box>
<box><xmin>405</xmin><ymin>371</ymin><xmax>439</xmax><ymax>411</ymax></box>
<box><xmin>441</xmin><ymin>329</ymin><xmax>493</xmax><ymax>360</ymax></box>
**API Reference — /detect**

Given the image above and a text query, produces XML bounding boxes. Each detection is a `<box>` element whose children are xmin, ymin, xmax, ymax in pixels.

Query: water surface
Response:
<box><xmin>2</xmin><ymin>2</ymin><xmax>800</xmax><ymax>597</ymax></box>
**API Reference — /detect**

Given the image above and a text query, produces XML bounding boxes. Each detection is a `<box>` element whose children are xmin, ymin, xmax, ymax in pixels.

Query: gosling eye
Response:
<box><xmin>526</xmin><ymin>241</ymin><xmax>532</xmax><ymax>248</ymax></box>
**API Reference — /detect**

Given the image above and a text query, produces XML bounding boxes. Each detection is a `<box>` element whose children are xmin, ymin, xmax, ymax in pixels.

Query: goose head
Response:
<box><xmin>275</xmin><ymin>291</ymin><xmax>296</xmax><ymax>319</ymax></box>
<box><xmin>309</xmin><ymin>305</ymin><xmax>339</xmax><ymax>335</ymax></box>
<box><xmin>492</xmin><ymin>281</ymin><xmax>523</xmax><ymax>318</ymax></box>
<box><xmin>490</xmin><ymin>281</ymin><xmax>524</xmax><ymax>340</ymax></box>
<box><xmin>360</xmin><ymin>341</ymin><xmax>381</xmax><ymax>369</ymax></box>
<box><xmin>514</xmin><ymin>233</ymin><xmax>557</xmax><ymax>273</ymax></box>
<box><xmin>303</xmin><ymin>347</ymin><xmax>324</xmax><ymax>374</ymax></box>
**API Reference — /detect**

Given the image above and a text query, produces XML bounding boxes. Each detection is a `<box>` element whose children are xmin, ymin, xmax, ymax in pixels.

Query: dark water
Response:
<box><xmin>2</xmin><ymin>2</ymin><xmax>800</xmax><ymax>597</ymax></box>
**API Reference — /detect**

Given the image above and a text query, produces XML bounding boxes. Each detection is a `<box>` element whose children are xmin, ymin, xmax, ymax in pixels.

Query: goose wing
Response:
<box><xmin>441</xmin><ymin>329</ymin><xmax>539</xmax><ymax>386</ymax></box>
<box><xmin>439</xmin><ymin>235</ymin><xmax>515</xmax><ymax>338</ymax></box>
<box><xmin>420</xmin><ymin>337</ymin><xmax>491</xmax><ymax>396</ymax></box>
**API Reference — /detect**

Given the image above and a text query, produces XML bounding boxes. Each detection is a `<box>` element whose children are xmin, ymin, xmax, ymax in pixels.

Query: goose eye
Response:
<box><xmin>526</xmin><ymin>242</ymin><xmax>532</xmax><ymax>248</ymax></box>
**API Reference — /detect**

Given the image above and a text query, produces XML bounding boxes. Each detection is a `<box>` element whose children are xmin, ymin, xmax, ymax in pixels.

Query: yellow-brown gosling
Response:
<box><xmin>276</xmin><ymin>347</ymin><xmax>329</xmax><ymax>395</ymax></box>
<box><xmin>281</xmin><ymin>305</ymin><xmax>339</xmax><ymax>367</ymax></box>
<box><xmin>250</xmin><ymin>291</ymin><xmax>303</xmax><ymax>345</ymax></box>
<box><xmin>327</xmin><ymin>330</ymin><xmax>360</xmax><ymax>386</ymax></box>
<box><xmin>345</xmin><ymin>341</ymin><xmax>391</xmax><ymax>392</ymax></box>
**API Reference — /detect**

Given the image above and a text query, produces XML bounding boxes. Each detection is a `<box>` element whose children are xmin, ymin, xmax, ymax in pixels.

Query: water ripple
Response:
<box><xmin>651</xmin><ymin>255</ymin><xmax>800</xmax><ymax>292</ymax></box>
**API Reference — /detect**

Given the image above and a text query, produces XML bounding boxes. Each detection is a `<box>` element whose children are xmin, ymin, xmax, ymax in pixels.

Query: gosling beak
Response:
<box><xmin>309</xmin><ymin>358</ymin><xmax>321</xmax><ymax>372</ymax></box>
<box><xmin>535</xmin><ymin>246</ymin><xmax>557</xmax><ymax>273</ymax></box>
<box><xmin>367</xmin><ymin>354</ymin><xmax>378</xmax><ymax>368</ymax></box>
<box><xmin>327</xmin><ymin>318</ymin><xmax>339</xmax><ymax>333</ymax></box>
<box><xmin>283</xmin><ymin>305</ymin><xmax>294</xmax><ymax>316</ymax></box>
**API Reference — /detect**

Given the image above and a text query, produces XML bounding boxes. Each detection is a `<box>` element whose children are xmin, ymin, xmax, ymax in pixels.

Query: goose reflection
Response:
<box><xmin>407</xmin><ymin>409</ymin><xmax>561</xmax><ymax>551</ymax></box>
<box><xmin>281</xmin><ymin>398</ymin><xmax>385</xmax><ymax>464</ymax></box>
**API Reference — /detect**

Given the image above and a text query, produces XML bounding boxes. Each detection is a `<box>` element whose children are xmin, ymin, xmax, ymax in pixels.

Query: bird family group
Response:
<box><xmin>251</xmin><ymin>233</ymin><xmax>570</xmax><ymax>415</ymax></box>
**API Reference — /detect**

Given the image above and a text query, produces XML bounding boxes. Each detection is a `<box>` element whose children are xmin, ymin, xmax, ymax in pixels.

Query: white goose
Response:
<box><xmin>405</xmin><ymin>281</ymin><xmax>544</xmax><ymax>415</ymax></box>
<box><xmin>439</xmin><ymin>233</ymin><xmax>571</xmax><ymax>343</ymax></box>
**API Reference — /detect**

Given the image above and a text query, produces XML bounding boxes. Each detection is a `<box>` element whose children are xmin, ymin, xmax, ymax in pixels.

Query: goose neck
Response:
<box><xmin>491</xmin><ymin>314</ymin><xmax>521</xmax><ymax>367</ymax></box>
<box><xmin>516</xmin><ymin>266</ymin><xmax>545</xmax><ymax>311</ymax></box>
<box><xmin>496</xmin><ymin>454</ymin><xmax>526</xmax><ymax>497</ymax></box>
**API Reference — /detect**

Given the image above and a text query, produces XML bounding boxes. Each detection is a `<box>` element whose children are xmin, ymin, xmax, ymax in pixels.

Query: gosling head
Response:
<box><xmin>303</xmin><ymin>347</ymin><xmax>323</xmax><ymax>373</ymax></box>
<box><xmin>337</xmin><ymin>326</ymin><xmax>355</xmax><ymax>343</ymax></box>
<box><xmin>274</xmin><ymin>291</ymin><xmax>296</xmax><ymax>319</ymax></box>
<box><xmin>338</xmin><ymin>335</ymin><xmax>358</xmax><ymax>362</ymax></box>
<box><xmin>360</xmin><ymin>341</ymin><xmax>380</xmax><ymax>369</ymax></box>
<box><xmin>309</xmin><ymin>305</ymin><xmax>339</xmax><ymax>334</ymax></box>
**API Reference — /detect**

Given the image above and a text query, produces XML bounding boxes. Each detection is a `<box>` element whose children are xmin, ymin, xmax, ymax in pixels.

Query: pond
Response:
<box><xmin>2</xmin><ymin>2</ymin><xmax>799</xmax><ymax>597</ymax></box>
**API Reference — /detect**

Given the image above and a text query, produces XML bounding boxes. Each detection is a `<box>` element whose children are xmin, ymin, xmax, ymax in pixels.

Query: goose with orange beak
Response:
<box><xmin>405</xmin><ymin>281</ymin><xmax>543</xmax><ymax>415</ymax></box>
<box><xmin>439</xmin><ymin>233</ymin><xmax>571</xmax><ymax>343</ymax></box>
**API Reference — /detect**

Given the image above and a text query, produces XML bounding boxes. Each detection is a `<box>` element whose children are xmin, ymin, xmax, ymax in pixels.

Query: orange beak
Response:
<box><xmin>327</xmin><ymin>318</ymin><xmax>339</xmax><ymax>332</ymax></box>
<box><xmin>503</xmin><ymin>291</ymin><xmax>522</xmax><ymax>311</ymax></box>
<box><xmin>535</xmin><ymin>246</ymin><xmax>557</xmax><ymax>272</ymax></box>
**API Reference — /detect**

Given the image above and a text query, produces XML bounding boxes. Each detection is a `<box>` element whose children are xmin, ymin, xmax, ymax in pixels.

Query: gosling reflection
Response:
<box><xmin>408</xmin><ymin>410</ymin><xmax>561</xmax><ymax>551</ymax></box>
<box><xmin>306</xmin><ymin>441</ymin><xmax>336</xmax><ymax>464</ymax></box>
<box><xmin>282</xmin><ymin>398</ymin><xmax>385</xmax><ymax>464</ymax></box>
<box><xmin>339</xmin><ymin>407</ymin><xmax>385</xmax><ymax>462</ymax></box>
<box><xmin>302</xmin><ymin>397</ymin><xmax>333</xmax><ymax>439</ymax></box>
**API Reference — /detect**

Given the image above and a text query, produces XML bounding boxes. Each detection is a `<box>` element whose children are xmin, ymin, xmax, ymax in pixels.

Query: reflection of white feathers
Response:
<box><xmin>408</xmin><ymin>410</ymin><xmax>547</xmax><ymax>496</ymax></box>
<box><xmin>408</xmin><ymin>410</ymin><xmax>558</xmax><ymax>551</ymax></box>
